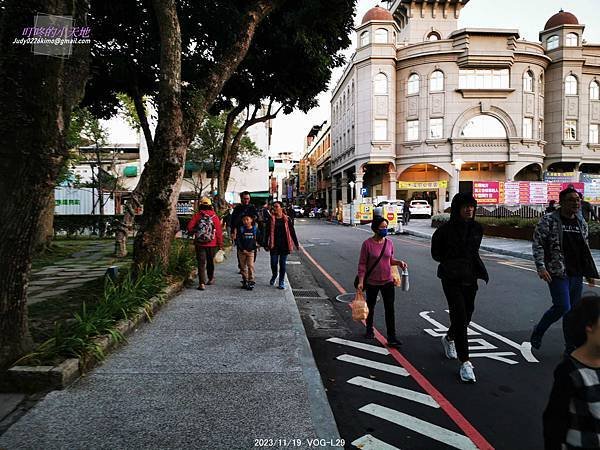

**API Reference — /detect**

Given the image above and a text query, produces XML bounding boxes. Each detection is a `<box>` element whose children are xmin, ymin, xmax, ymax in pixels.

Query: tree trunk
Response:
<box><xmin>0</xmin><ymin>0</ymin><xmax>91</xmax><ymax>368</ymax></box>
<box><xmin>33</xmin><ymin>190</ymin><xmax>55</xmax><ymax>253</ymax></box>
<box><xmin>133</xmin><ymin>0</ymin><xmax>275</xmax><ymax>270</ymax></box>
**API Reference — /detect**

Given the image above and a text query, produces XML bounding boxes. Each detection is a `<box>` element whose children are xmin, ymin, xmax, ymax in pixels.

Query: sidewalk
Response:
<box><xmin>402</xmin><ymin>219</ymin><xmax>600</xmax><ymax>266</ymax></box>
<box><xmin>0</xmin><ymin>251</ymin><xmax>341</xmax><ymax>449</ymax></box>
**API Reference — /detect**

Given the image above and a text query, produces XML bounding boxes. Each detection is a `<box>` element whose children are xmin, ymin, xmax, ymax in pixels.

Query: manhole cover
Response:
<box><xmin>292</xmin><ymin>289</ymin><xmax>322</xmax><ymax>298</ymax></box>
<box><xmin>335</xmin><ymin>293</ymin><xmax>356</xmax><ymax>303</ymax></box>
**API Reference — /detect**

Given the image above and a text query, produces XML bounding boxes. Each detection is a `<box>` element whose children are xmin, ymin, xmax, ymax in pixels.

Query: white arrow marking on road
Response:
<box><xmin>348</xmin><ymin>377</ymin><xmax>439</xmax><ymax>408</ymax></box>
<box><xmin>468</xmin><ymin>321</ymin><xmax>539</xmax><ymax>363</ymax></box>
<box><xmin>359</xmin><ymin>404</ymin><xmax>478</xmax><ymax>450</ymax></box>
<box><xmin>327</xmin><ymin>338</ymin><xmax>390</xmax><ymax>355</ymax></box>
<box><xmin>337</xmin><ymin>354</ymin><xmax>409</xmax><ymax>376</ymax></box>
<box><xmin>351</xmin><ymin>434</ymin><xmax>400</xmax><ymax>450</ymax></box>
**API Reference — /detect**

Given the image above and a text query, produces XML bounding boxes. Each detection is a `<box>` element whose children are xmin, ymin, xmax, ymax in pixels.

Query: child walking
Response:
<box><xmin>236</xmin><ymin>214</ymin><xmax>260</xmax><ymax>290</ymax></box>
<box><xmin>543</xmin><ymin>295</ymin><xmax>600</xmax><ymax>449</ymax></box>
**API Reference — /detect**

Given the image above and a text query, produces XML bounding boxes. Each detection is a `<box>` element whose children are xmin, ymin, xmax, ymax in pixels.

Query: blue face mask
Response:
<box><xmin>377</xmin><ymin>229</ymin><xmax>388</xmax><ymax>237</ymax></box>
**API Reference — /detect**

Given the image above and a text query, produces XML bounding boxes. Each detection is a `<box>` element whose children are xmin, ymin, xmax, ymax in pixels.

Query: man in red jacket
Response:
<box><xmin>187</xmin><ymin>197</ymin><xmax>223</xmax><ymax>290</ymax></box>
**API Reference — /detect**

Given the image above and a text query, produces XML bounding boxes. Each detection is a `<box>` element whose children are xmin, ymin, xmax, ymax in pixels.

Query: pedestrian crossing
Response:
<box><xmin>326</xmin><ymin>337</ymin><xmax>480</xmax><ymax>450</ymax></box>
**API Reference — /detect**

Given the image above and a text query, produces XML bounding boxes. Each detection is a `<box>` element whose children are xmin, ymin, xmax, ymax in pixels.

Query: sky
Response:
<box><xmin>269</xmin><ymin>0</ymin><xmax>600</xmax><ymax>159</ymax></box>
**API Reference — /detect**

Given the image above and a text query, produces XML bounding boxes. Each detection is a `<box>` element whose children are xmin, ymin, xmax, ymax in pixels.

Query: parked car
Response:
<box><xmin>292</xmin><ymin>205</ymin><xmax>305</xmax><ymax>217</ymax></box>
<box><xmin>409</xmin><ymin>200</ymin><xmax>432</xmax><ymax>218</ymax></box>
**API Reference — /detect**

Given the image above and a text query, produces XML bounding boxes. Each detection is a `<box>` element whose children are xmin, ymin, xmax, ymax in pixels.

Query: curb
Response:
<box><xmin>282</xmin><ymin>275</ymin><xmax>343</xmax><ymax>450</ymax></box>
<box><xmin>402</xmin><ymin>228</ymin><xmax>533</xmax><ymax>261</ymax></box>
<box><xmin>7</xmin><ymin>278</ymin><xmax>188</xmax><ymax>392</ymax></box>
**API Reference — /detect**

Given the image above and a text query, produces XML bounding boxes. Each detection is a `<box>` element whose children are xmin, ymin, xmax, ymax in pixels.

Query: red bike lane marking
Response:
<box><xmin>300</xmin><ymin>245</ymin><xmax>495</xmax><ymax>450</ymax></box>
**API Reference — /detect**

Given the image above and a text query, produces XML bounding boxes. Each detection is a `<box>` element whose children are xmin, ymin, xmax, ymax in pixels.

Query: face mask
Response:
<box><xmin>377</xmin><ymin>229</ymin><xmax>388</xmax><ymax>237</ymax></box>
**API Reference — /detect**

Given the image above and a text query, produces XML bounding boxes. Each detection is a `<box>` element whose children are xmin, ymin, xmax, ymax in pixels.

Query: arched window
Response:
<box><xmin>565</xmin><ymin>75</ymin><xmax>578</xmax><ymax>95</ymax></box>
<box><xmin>427</xmin><ymin>31</ymin><xmax>441</xmax><ymax>41</ymax></box>
<box><xmin>547</xmin><ymin>35</ymin><xmax>559</xmax><ymax>50</ymax></box>
<box><xmin>374</xmin><ymin>73</ymin><xmax>388</xmax><ymax>95</ymax></box>
<box><xmin>523</xmin><ymin>71</ymin><xmax>534</xmax><ymax>93</ymax></box>
<box><xmin>374</xmin><ymin>28</ymin><xmax>388</xmax><ymax>44</ymax></box>
<box><xmin>590</xmin><ymin>81</ymin><xmax>600</xmax><ymax>101</ymax></box>
<box><xmin>566</xmin><ymin>33</ymin><xmax>579</xmax><ymax>47</ymax></box>
<box><xmin>407</xmin><ymin>73</ymin><xmax>420</xmax><ymax>95</ymax></box>
<box><xmin>360</xmin><ymin>31</ymin><xmax>369</xmax><ymax>47</ymax></box>
<box><xmin>460</xmin><ymin>115</ymin><xmax>507</xmax><ymax>138</ymax></box>
<box><xmin>429</xmin><ymin>70</ymin><xmax>444</xmax><ymax>92</ymax></box>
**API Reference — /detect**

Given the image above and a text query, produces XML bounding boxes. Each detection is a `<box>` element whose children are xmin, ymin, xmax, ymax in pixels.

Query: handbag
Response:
<box><xmin>354</xmin><ymin>239</ymin><xmax>388</xmax><ymax>289</ymax></box>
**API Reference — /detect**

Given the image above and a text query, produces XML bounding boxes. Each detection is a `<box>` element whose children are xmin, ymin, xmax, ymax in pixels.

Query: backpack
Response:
<box><xmin>194</xmin><ymin>213</ymin><xmax>216</xmax><ymax>243</ymax></box>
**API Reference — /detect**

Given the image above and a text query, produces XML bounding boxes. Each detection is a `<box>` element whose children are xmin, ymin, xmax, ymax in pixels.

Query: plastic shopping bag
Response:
<box><xmin>214</xmin><ymin>249</ymin><xmax>225</xmax><ymax>264</ymax></box>
<box><xmin>391</xmin><ymin>265</ymin><xmax>401</xmax><ymax>287</ymax></box>
<box><xmin>351</xmin><ymin>290</ymin><xmax>369</xmax><ymax>322</ymax></box>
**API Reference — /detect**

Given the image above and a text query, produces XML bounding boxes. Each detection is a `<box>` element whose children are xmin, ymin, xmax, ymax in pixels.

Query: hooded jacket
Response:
<box><xmin>431</xmin><ymin>193</ymin><xmax>489</xmax><ymax>284</ymax></box>
<box><xmin>187</xmin><ymin>209</ymin><xmax>224</xmax><ymax>248</ymax></box>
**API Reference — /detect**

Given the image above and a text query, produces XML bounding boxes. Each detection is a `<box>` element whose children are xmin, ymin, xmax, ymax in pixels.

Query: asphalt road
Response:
<box><xmin>287</xmin><ymin>219</ymin><xmax>599</xmax><ymax>450</ymax></box>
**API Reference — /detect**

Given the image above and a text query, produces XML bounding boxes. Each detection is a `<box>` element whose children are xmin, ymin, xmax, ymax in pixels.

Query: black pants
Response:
<box><xmin>195</xmin><ymin>245</ymin><xmax>216</xmax><ymax>284</ymax></box>
<box><xmin>441</xmin><ymin>279</ymin><xmax>478</xmax><ymax>362</ymax></box>
<box><xmin>365</xmin><ymin>282</ymin><xmax>397</xmax><ymax>339</ymax></box>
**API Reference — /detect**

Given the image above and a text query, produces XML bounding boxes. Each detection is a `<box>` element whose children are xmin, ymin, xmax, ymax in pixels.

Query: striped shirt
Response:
<box><xmin>543</xmin><ymin>356</ymin><xmax>600</xmax><ymax>449</ymax></box>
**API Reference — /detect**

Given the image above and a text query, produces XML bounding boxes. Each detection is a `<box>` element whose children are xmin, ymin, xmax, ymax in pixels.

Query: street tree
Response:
<box><xmin>214</xmin><ymin>0</ymin><xmax>355</xmax><ymax>206</ymax></box>
<box><xmin>0</xmin><ymin>0</ymin><xmax>91</xmax><ymax>368</ymax></box>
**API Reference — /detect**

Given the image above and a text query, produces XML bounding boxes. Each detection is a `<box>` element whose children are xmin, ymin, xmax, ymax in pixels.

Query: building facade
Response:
<box><xmin>330</xmin><ymin>1</ymin><xmax>600</xmax><ymax>212</ymax></box>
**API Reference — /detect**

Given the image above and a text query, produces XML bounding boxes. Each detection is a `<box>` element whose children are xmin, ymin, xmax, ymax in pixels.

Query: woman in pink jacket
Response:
<box><xmin>187</xmin><ymin>197</ymin><xmax>223</xmax><ymax>290</ymax></box>
<box><xmin>357</xmin><ymin>215</ymin><xmax>407</xmax><ymax>348</ymax></box>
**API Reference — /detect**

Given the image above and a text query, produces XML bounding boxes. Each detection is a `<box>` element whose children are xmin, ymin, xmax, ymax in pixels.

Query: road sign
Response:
<box><xmin>387</xmin><ymin>212</ymin><xmax>394</xmax><ymax>221</ymax></box>
<box><xmin>360</xmin><ymin>187</ymin><xmax>368</xmax><ymax>196</ymax></box>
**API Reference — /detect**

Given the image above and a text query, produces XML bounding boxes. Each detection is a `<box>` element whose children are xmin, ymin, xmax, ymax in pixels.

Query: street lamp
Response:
<box><xmin>349</xmin><ymin>180</ymin><xmax>355</xmax><ymax>202</ymax></box>
<box><xmin>452</xmin><ymin>158</ymin><xmax>465</xmax><ymax>199</ymax></box>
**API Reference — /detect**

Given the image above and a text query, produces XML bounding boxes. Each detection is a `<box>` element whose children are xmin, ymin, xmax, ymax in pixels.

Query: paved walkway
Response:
<box><xmin>27</xmin><ymin>242</ymin><xmax>126</xmax><ymax>305</ymax></box>
<box><xmin>0</xmin><ymin>251</ymin><xmax>341</xmax><ymax>450</ymax></box>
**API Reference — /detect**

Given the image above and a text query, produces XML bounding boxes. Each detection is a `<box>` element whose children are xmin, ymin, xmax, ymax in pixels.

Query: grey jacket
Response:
<box><xmin>532</xmin><ymin>211</ymin><xmax>599</xmax><ymax>278</ymax></box>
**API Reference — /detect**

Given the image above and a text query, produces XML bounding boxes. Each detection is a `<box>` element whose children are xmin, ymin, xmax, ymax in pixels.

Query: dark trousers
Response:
<box><xmin>195</xmin><ymin>245</ymin><xmax>216</xmax><ymax>284</ymax></box>
<box><xmin>441</xmin><ymin>280</ymin><xmax>478</xmax><ymax>362</ymax></box>
<box><xmin>365</xmin><ymin>282</ymin><xmax>397</xmax><ymax>339</ymax></box>
<box><xmin>270</xmin><ymin>252</ymin><xmax>288</xmax><ymax>282</ymax></box>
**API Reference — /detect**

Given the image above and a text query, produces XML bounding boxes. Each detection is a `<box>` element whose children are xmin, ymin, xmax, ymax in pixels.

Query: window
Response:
<box><xmin>539</xmin><ymin>73</ymin><xmax>545</xmax><ymax>96</ymax></box>
<box><xmin>523</xmin><ymin>118</ymin><xmax>533</xmax><ymax>139</ymax></box>
<box><xmin>351</xmin><ymin>83</ymin><xmax>355</xmax><ymax>104</ymax></box>
<box><xmin>523</xmin><ymin>71</ymin><xmax>534</xmax><ymax>93</ymax></box>
<box><xmin>539</xmin><ymin>120</ymin><xmax>544</xmax><ymax>140</ymax></box>
<box><xmin>566</xmin><ymin>33</ymin><xmax>578</xmax><ymax>47</ymax></box>
<box><xmin>547</xmin><ymin>35</ymin><xmax>559</xmax><ymax>50</ymax></box>
<box><xmin>565</xmin><ymin>75</ymin><xmax>578</xmax><ymax>95</ymax></box>
<box><xmin>427</xmin><ymin>31</ymin><xmax>441</xmax><ymax>41</ymax></box>
<box><xmin>458</xmin><ymin>69</ymin><xmax>509</xmax><ymax>89</ymax></box>
<box><xmin>360</xmin><ymin>31</ymin><xmax>369</xmax><ymax>47</ymax></box>
<box><xmin>591</xmin><ymin>81</ymin><xmax>600</xmax><ymax>100</ymax></box>
<box><xmin>407</xmin><ymin>73</ymin><xmax>420</xmax><ymax>95</ymax></box>
<box><xmin>407</xmin><ymin>120</ymin><xmax>419</xmax><ymax>141</ymax></box>
<box><xmin>460</xmin><ymin>115</ymin><xmax>507</xmax><ymax>138</ymax></box>
<box><xmin>374</xmin><ymin>120</ymin><xmax>387</xmax><ymax>141</ymax></box>
<box><xmin>564</xmin><ymin>120</ymin><xmax>577</xmax><ymax>141</ymax></box>
<box><xmin>429</xmin><ymin>70</ymin><xmax>444</xmax><ymax>92</ymax></box>
<box><xmin>591</xmin><ymin>124</ymin><xmax>599</xmax><ymax>144</ymax></box>
<box><xmin>374</xmin><ymin>28</ymin><xmax>388</xmax><ymax>44</ymax></box>
<box><xmin>374</xmin><ymin>73</ymin><xmax>388</xmax><ymax>95</ymax></box>
<box><xmin>429</xmin><ymin>118</ymin><xmax>443</xmax><ymax>139</ymax></box>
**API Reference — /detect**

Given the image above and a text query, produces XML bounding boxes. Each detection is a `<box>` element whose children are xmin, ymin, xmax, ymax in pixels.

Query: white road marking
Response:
<box><xmin>337</xmin><ymin>354</ymin><xmax>409</xmax><ymax>376</ymax></box>
<box><xmin>348</xmin><ymin>377</ymin><xmax>439</xmax><ymax>408</ymax></box>
<box><xmin>359</xmin><ymin>404</ymin><xmax>478</xmax><ymax>450</ymax></box>
<box><xmin>326</xmin><ymin>337</ymin><xmax>390</xmax><ymax>355</ymax></box>
<box><xmin>468</xmin><ymin>321</ymin><xmax>538</xmax><ymax>363</ymax></box>
<box><xmin>351</xmin><ymin>434</ymin><xmax>400</xmax><ymax>450</ymax></box>
<box><xmin>470</xmin><ymin>352</ymin><xmax>519</xmax><ymax>365</ymax></box>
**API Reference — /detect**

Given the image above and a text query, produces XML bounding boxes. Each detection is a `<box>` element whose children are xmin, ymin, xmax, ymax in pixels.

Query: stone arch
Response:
<box><xmin>395</xmin><ymin>163</ymin><xmax>453</xmax><ymax>179</ymax></box>
<box><xmin>512</xmin><ymin>162</ymin><xmax>543</xmax><ymax>181</ymax></box>
<box><xmin>451</xmin><ymin>105</ymin><xmax>517</xmax><ymax>139</ymax></box>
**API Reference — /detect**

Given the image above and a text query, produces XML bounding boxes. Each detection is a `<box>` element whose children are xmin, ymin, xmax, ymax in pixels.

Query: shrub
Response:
<box><xmin>167</xmin><ymin>238</ymin><xmax>196</xmax><ymax>279</ymax></box>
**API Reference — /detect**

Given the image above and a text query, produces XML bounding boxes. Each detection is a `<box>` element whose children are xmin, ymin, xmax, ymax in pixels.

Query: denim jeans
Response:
<box><xmin>535</xmin><ymin>275</ymin><xmax>584</xmax><ymax>350</ymax></box>
<box><xmin>270</xmin><ymin>253</ymin><xmax>288</xmax><ymax>283</ymax></box>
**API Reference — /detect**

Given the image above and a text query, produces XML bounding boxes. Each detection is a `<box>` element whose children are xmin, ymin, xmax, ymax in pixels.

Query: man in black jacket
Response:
<box><xmin>431</xmin><ymin>192</ymin><xmax>489</xmax><ymax>383</ymax></box>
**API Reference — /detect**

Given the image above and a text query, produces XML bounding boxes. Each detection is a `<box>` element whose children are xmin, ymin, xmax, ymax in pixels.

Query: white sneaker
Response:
<box><xmin>441</xmin><ymin>335</ymin><xmax>457</xmax><ymax>359</ymax></box>
<box><xmin>459</xmin><ymin>361</ymin><xmax>476</xmax><ymax>383</ymax></box>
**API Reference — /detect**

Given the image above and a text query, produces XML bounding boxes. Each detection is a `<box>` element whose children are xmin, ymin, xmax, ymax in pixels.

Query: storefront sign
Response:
<box><xmin>397</xmin><ymin>180</ymin><xmax>448</xmax><ymax>189</ymax></box>
<box><xmin>543</xmin><ymin>172</ymin><xmax>575</xmax><ymax>183</ymax></box>
<box><xmin>503</xmin><ymin>181</ymin><xmax>520</xmax><ymax>205</ymax></box>
<box><xmin>473</xmin><ymin>181</ymin><xmax>499</xmax><ymax>204</ymax></box>
<box><xmin>529</xmin><ymin>182</ymin><xmax>548</xmax><ymax>204</ymax></box>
